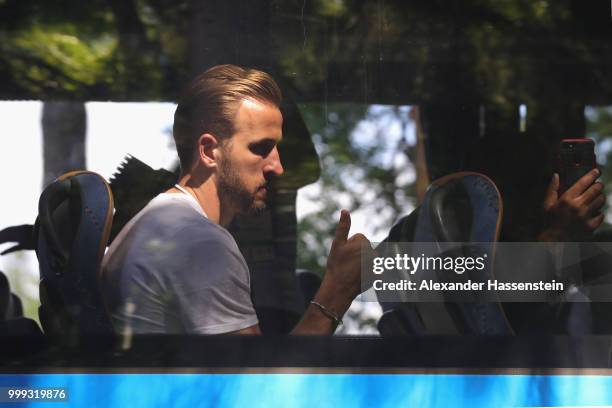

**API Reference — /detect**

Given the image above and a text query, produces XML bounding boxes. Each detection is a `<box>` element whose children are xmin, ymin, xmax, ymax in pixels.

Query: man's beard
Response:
<box><xmin>217</xmin><ymin>156</ymin><xmax>267</xmax><ymax>215</ymax></box>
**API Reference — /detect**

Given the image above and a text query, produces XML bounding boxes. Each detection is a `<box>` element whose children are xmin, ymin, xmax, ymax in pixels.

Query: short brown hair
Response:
<box><xmin>173</xmin><ymin>64</ymin><xmax>282</xmax><ymax>171</ymax></box>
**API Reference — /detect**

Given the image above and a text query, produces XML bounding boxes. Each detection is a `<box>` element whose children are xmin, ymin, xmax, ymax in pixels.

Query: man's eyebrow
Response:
<box><xmin>249</xmin><ymin>137</ymin><xmax>281</xmax><ymax>146</ymax></box>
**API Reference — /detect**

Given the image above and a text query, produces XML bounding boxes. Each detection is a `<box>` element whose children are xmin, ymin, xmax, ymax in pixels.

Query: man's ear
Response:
<box><xmin>196</xmin><ymin>133</ymin><xmax>219</xmax><ymax>168</ymax></box>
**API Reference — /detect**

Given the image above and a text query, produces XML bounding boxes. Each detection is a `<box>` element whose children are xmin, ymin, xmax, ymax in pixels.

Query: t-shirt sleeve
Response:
<box><xmin>170</xmin><ymin>228</ymin><xmax>259</xmax><ymax>334</ymax></box>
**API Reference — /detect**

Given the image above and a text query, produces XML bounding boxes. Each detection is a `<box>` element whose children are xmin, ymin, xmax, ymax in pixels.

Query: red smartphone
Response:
<box><xmin>557</xmin><ymin>138</ymin><xmax>596</xmax><ymax>195</ymax></box>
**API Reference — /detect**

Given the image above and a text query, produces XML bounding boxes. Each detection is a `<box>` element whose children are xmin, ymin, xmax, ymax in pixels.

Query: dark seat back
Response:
<box><xmin>378</xmin><ymin>172</ymin><xmax>513</xmax><ymax>336</ymax></box>
<box><xmin>36</xmin><ymin>171</ymin><xmax>114</xmax><ymax>339</ymax></box>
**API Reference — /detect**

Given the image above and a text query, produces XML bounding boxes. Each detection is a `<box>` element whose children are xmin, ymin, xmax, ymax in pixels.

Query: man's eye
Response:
<box><xmin>250</xmin><ymin>142</ymin><xmax>275</xmax><ymax>157</ymax></box>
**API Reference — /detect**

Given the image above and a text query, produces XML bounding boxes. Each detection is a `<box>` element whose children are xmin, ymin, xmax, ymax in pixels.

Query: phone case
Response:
<box><xmin>558</xmin><ymin>139</ymin><xmax>596</xmax><ymax>195</ymax></box>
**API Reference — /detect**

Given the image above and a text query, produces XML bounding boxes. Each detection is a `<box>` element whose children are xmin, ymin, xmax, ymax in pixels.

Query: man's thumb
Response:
<box><xmin>333</xmin><ymin>209</ymin><xmax>351</xmax><ymax>245</ymax></box>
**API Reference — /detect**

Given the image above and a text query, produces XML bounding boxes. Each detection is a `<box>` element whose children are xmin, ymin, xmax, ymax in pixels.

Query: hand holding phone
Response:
<box><xmin>539</xmin><ymin>139</ymin><xmax>605</xmax><ymax>241</ymax></box>
<box><xmin>558</xmin><ymin>138</ymin><xmax>596</xmax><ymax>195</ymax></box>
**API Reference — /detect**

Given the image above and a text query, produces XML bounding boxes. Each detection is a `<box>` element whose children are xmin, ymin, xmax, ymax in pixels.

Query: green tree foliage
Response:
<box><xmin>297</xmin><ymin>103</ymin><xmax>417</xmax><ymax>273</ymax></box>
<box><xmin>0</xmin><ymin>0</ymin><xmax>189</xmax><ymax>100</ymax></box>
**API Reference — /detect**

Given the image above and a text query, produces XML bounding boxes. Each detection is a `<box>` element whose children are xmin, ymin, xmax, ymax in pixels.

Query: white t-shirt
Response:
<box><xmin>101</xmin><ymin>192</ymin><xmax>258</xmax><ymax>334</ymax></box>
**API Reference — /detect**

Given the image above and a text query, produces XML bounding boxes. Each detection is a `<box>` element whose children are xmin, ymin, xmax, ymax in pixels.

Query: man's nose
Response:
<box><xmin>265</xmin><ymin>147</ymin><xmax>284</xmax><ymax>176</ymax></box>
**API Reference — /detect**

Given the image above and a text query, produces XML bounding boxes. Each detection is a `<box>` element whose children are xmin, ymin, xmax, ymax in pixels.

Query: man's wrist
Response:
<box><xmin>291</xmin><ymin>274</ymin><xmax>355</xmax><ymax>335</ymax></box>
<box><xmin>310</xmin><ymin>301</ymin><xmax>343</xmax><ymax>325</ymax></box>
<box><xmin>313</xmin><ymin>276</ymin><xmax>353</xmax><ymax>318</ymax></box>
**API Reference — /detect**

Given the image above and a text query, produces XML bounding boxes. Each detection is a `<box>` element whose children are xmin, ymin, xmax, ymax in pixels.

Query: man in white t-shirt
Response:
<box><xmin>102</xmin><ymin>64</ymin><xmax>371</xmax><ymax>335</ymax></box>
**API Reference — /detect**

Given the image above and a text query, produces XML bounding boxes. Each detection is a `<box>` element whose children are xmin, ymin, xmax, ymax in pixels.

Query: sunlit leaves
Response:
<box><xmin>10</xmin><ymin>26</ymin><xmax>116</xmax><ymax>91</ymax></box>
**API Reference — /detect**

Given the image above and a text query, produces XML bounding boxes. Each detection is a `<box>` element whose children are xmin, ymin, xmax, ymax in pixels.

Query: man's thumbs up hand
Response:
<box><xmin>325</xmin><ymin>210</ymin><xmax>373</xmax><ymax>301</ymax></box>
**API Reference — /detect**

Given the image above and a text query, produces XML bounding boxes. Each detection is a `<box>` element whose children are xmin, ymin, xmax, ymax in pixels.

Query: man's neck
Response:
<box><xmin>174</xmin><ymin>173</ymin><xmax>235</xmax><ymax>226</ymax></box>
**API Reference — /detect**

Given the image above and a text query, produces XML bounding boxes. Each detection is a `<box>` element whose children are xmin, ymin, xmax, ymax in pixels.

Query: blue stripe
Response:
<box><xmin>1</xmin><ymin>373</ymin><xmax>612</xmax><ymax>407</ymax></box>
